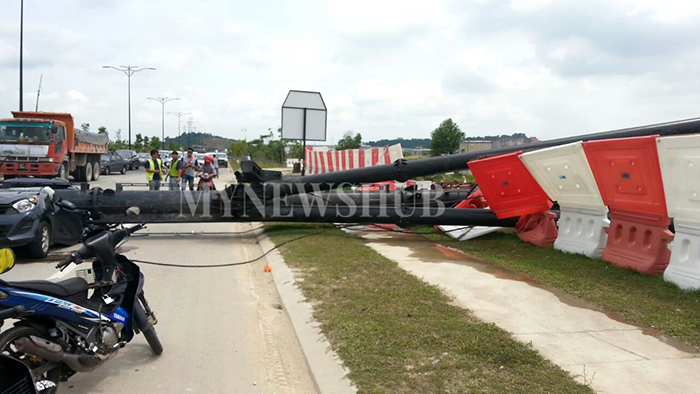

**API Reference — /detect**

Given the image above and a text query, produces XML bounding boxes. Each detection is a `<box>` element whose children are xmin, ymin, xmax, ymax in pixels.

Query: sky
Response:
<box><xmin>1</xmin><ymin>0</ymin><xmax>699</xmax><ymax>145</ymax></box>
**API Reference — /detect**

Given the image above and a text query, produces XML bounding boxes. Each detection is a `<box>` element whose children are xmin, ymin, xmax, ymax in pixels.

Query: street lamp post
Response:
<box><xmin>148</xmin><ymin>97</ymin><xmax>179</xmax><ymax>149</ymax></box>
<box><xmin>102</xmin><ymin>65</ymin><xmax>156</xmax><ymax>149</ymax></box>
<box><xmin>19</xmin><ymin>0</ymin><xmax>23</xmax><ymax>111</ymax></box>
<box><xmin>168</xmin><ymin>111</ymin><xmax>190</xmax><ymax>149</ymax></box>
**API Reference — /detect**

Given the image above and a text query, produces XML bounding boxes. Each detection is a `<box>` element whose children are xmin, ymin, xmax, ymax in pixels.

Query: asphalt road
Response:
<box><xmin>3</xmin><ymin>167</ymin><xmax>318</xmax><ymax>394</ymax></box>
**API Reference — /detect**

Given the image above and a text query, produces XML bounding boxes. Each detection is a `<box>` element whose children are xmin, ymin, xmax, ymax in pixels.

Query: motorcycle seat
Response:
<box><xmin>4</xmin><ymin>277</ymin><xmax>89</xmax><ymax>297</ymax></box>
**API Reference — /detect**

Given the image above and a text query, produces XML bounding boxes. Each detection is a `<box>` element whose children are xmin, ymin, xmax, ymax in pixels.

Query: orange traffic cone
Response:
<box><xmin>264</xmin><ymin>263</ymin><xmax>272</xmax><ymax>273</ymax></box>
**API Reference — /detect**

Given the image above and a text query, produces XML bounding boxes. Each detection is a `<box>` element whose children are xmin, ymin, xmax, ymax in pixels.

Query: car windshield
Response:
<box><xmin>116</xmin><ymin>150</ymin><xmax>131</xmax><ymax>158</ymax></box>
<box><xmin>101</xmin><ymin>155</ymin><xmax>111</xmax><ymax>161</ymax></box>
<box><xmin>0</xmin><ymin>122</ymin><xmax>53</xmax><ymax>144</ymax></box>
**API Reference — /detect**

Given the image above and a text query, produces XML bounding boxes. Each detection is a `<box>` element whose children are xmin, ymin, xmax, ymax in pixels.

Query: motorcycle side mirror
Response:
<box><xmin>0</xmin><ymin>248</ymin><xmax>16</xmax><ymax>274</ymax></box>
<box><xmin>56</xmin><ymin>199</ymin><xmax>76</xmax><ymax>210</ymax></box>
<box><xmin>126</xmin><ymin>206</ymin><xmax>141</xmax><ymax>217</ymax></box>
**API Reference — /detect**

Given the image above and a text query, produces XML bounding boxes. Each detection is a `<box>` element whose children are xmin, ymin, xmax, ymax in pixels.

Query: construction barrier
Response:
<box><xmin>469</xmin><ymin>152</ymin><xmax>556</xmax><ymax>246</ymax></box>
<box><xmin>304</xmin><ymin>144</ymin><xmax>404</xmax><ymax>175</ymax></box>
<box><xmin>658</xmin><ymin>135</ymin><xmax>700</xmax><ymax>288</ymax></box>
<box><xmin>583</xmin><ymin>135</ymin><xmax>673</xmax><ymax>274</ymax></box>
<box><xmin>520</xmin><ymin>142</ymin><xmax>609</xmax><ymax>258</ymax></box>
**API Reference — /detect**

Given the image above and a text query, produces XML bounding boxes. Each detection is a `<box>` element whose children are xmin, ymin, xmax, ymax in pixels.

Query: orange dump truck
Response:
<box><xmin>0</xmin><ymin>111</ymin><xmax>108</xmax><ymax>181</ymax></box>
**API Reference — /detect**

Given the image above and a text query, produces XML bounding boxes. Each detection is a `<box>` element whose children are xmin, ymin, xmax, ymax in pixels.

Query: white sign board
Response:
<box><xmin>281</xmin><ymin>90</ymin><xmax>327</xmax><ymax>141</ymax></box>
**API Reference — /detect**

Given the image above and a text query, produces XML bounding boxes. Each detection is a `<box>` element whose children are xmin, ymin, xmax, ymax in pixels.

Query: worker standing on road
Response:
<box><xmin>213</xmin><ymin>153</ymin><xmax>220</xmax><ymax>178</ymax></box>
<box><xmin>146</xmin><ymin>149</ymin><xmax>163</xmax><ymax>191</ymax></box>
<box><xmin>181</xmin><ymin>148</ymin><xmax>198</xmax><ymax>191</ymax></box>
<box><xmin>167</xmin><ymin>151</ymin><xmax>183</xmax><ymax>191</ymax></box>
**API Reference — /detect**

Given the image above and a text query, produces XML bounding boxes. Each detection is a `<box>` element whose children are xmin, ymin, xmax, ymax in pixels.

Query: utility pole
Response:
<box><xmin>19</xmin><ymin>0</ymin><xmax>24</xmax><ymax>111</ymax></box>
<box><xmin>102</xmin><ymin>65</ymin><xmax>156</xmax><ymax>149</ymax></box>
<box><xmin>35</xmin><ymin>73</ymin><xmax>42</xmax><ymax>111</ymax></box>
<box><xmin>168</xmin><ymin>111</ymin><xmax>190</xmax><ymax>150</ymax></box>
<box><xmin>147</xmin><ymin>97</ymin><xmax>179</xmax><ymax>149</ymax></box>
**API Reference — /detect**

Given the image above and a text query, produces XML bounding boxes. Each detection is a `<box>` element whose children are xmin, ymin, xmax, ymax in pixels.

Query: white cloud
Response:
<box><xmin>0</xmin><ymin>0</ymin><xmax>698</xmax><ymax>144</ymax></box>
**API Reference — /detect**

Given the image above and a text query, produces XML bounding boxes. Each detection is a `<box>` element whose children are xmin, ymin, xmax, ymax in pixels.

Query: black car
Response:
<box><xmin>0</xmin><ymin>178</ymin><xmax>84</xmax><ymax>258</ymax></box>
<box><xmin>101</xmin><ymin>152</ymin><xmax>129</xmax><ymax>175</ymax></box>
<box><xmin>116</xmin><ymin>149</ymin><xmax>140</xmax><ymax>170</ymax></box>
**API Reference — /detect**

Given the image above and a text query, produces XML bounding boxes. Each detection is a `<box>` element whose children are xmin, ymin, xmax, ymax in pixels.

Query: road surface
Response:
<box><xmin>3</xmin><ymin>166</ymin><xmax>318</xmax><ymax>393</ymax></box>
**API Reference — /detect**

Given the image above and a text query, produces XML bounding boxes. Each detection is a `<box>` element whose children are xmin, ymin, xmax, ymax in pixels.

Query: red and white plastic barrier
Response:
<box><xmin>520</xmin><ymin>142</ymin><xmax>610</xmax><ymax>258</ymax></box>
<box><xmin>304</xmin><ymin>144</ymin><xmax>404</xmax><ymax>175</ymax></box>
<box><xmin>583</xmin><ymin>135</ymin><xmax>673</xmax><ymax>275</ymax></box>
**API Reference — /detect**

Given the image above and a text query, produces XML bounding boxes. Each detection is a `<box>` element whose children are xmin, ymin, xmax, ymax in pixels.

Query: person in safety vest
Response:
<box><xmin>146</xmin><ymin>149</ymin><xmax>163</xmax><ymax>190</ymax></box>
<box><xmin>166</xmin><ymin>151</ymin><xmax>183</xmax><ymax>191</ymax></box>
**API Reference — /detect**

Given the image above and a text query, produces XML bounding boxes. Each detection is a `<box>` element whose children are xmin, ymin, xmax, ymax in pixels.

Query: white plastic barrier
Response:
<box><xmin>520</xmin><ymin>142</ymin><xmax>609</xmax><ymax>257</ymax></box>
<box><xmin>657</xmin><ymin>135</ymin><xmax>700</xmax><ymax>289</ymax></box>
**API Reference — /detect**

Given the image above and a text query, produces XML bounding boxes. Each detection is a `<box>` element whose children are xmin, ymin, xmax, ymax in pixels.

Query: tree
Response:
<box><xmin>336</xmin><ymin>131</ymin><xmax>362</xmax><ymax>150</ymax></box>
<box><xmin>429</xmin><ymin>118</ymin><xmax>464</xmax><ymax>156</ymax></box>
<box><xmin>228</xmin><ymin>140</ymin><xmax>249</xmax><ymax>158</ymax></box>
<box><xmin>148</xmin><ymin>137</ymin><xmax>161</xmax><ymax>152</ymax></box>
<box><xmin>98</xmin><ymin>126</ymin><xmax>107</xmax><ymax>135</ymax></box>
<box><xmin>168</xmin><ymin>140</ymin><xmax>179</xmax><ymax>151</ymax></box>
<box><xmin>133</xmin><ymin>134</ymin><xmax>145</xmax><ymax>152</ymax></box>
<box><xmin>80</xmin><ymin>123</ymin><xmax>90</xmax><ymax>132</ymax></box>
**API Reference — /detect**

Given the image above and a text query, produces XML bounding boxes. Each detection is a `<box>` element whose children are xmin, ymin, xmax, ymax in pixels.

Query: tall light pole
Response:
<box><xmin>148</xmin><ymin>97</ymin><xmax>179</xmax><ymax>149</ymax></box>
<box><xmin>102</xmin><ymin>65</ymin><xmax>156</xmax><ymax>149</ymax></box>
<box><xmin>168</xmin><ymin>111</ymin><xmax>190</xmax><ymax>149</ymax></box>
<box><xmin>19</xmin><ymin>0</ymin><xmax>24</xmax><ymax>111</ymax></box>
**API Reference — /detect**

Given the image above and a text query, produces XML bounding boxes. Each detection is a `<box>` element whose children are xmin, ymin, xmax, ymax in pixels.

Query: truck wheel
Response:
<box><xmin>74</xmin><ymin>165</ymin><xmax>88</xmax><ymax>182</ymax></box>
<box><xmin>92</xmin><ymin>162</ymin><xmax>100</xmax><ymax>181</ymax></box>
<box><xmin>85</xmin><ymin>162</ymin><xmax>93</xmax><ymax>182</ymax></box>
<box><xmin>57</xmin><ymin>163</ymin><xmax>68</xmax><ymax>180</ymax></box>
<box><xmin>27</xmin><ymin>221</ymin><xmax>51</xmax><ymax>259</ymax></box>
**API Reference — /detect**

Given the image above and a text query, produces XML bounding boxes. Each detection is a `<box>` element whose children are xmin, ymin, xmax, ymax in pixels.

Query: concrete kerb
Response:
<box><xmin>257</xmin><ymin>231</ymin><xmax>358</xmax><ymax>394</ymax></box>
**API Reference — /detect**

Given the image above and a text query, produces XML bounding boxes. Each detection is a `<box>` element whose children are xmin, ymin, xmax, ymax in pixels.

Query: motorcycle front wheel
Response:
<box><xmin>0</xmin><ymin>325</ymin><xmax>61</xmax><ymax>394</ymax></box>
<box><xmin>134</xmin><ymin>297</ymin><xmax>163</xmax><ymax>356</ymax></box>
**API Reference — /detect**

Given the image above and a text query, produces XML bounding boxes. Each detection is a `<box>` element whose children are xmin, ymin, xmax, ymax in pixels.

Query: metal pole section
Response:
<box><xmin>127</xmin><ymin>69</ymin><xmax>131</xmax><ymax>149</ymax></box>
<box><xmin>35</xmin><ymin>73</ymin><xmax>42</xmax><ymax>111</ymax></box>
<box><xmin>102</xmin><ymin>65</ymin><xmax>156</xmax><ymax>150</ymax></box>
<box><xmin>19</xmin><ymin>0</ymin><xmax>23</xmax><ymax>111</ymax></box>
<box><xmin>302</xmin><ymin>108</ymin><xmax>306</xmax><ymax>176</ymax></box>
<box><xmin>147</xmin><ymin>97</ymin><xmax>180</xmax><ymax>149</ymax></box>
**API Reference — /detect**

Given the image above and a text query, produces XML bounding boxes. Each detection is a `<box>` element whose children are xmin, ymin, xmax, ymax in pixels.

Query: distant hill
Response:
<box><xmin>165</xmin><ymin>132</ymin><xmax>238</xmax><ymax>151</ymax></box>
<box><xmin>366</xmin><ymin>138</ymin><xmax>431</xmax><ymax>148</ymax></box>
<box><xmin>366</xmin><ymin>133</ymin><xmax>538</xmax><ymax>148</ymax></box>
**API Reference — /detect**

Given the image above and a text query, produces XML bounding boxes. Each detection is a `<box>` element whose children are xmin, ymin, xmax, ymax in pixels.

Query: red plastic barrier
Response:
<box><xmin>515</xmin><ymin>211</ymin><xmax>559</xmax><ymax>247</ymax></box>
<box><xmin>603</xmin><ymin>210</ymin><xmax>673</xmax><ymax>274</ymax></box>
<box><xmin>468</xmin><ymin>152</ymin><xmax>553</xmax><ymax>219</ymax></box>
<box><xmin>583</xmin><ymin>136</ymin><xmax>673</xmax><ymax>274</ymax></box>
<box><xmin>454</xmin><ymin>190</ymin><xmax>488</xmax><ymax>209</ymax></box>
<box><xmin>583</xmin><ymin>135</ymin><xmax>667</xmax><ymax>215</ymax></box>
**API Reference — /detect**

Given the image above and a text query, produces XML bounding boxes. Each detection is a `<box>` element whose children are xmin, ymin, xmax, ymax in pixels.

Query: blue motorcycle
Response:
<box><xmin>0</xmin><ymin>205</ymin><xmax>161</xmax><ymax>393</ymax></box>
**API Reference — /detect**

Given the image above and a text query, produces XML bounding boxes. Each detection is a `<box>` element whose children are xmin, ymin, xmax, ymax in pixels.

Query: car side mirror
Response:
<box><xmin>0</xmin><ymin>248</ymin><xmax>16</xmax><ymax>274</ymax></box>
<box><xmin>56</xmin><ymin>199</ymin><xmax>76</xmax><ymax>210</ymax></box>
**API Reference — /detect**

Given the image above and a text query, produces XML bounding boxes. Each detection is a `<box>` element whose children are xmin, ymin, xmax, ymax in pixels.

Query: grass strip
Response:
<box><xmin>421</xmin><ymin>229</ymin><xmax>700</xmax><ymax>348</ymax></box>
<box><xmin>265</xmin><ymin>223</ymin><xmax>592</xmax><ymax>394</ymax></box>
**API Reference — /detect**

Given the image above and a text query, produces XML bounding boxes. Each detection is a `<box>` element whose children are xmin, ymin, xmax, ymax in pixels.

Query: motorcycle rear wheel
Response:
<box><xmin>0</xmin><ymin>325</ymin><xmax>61</xmax><ymax>394</ymax></box>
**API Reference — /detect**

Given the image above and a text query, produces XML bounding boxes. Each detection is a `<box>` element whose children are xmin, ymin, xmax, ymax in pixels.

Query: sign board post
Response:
<box><xmin>281</xmin><ymin>90</ymin><xmax>327</xmax><ymax>176</ymax></box>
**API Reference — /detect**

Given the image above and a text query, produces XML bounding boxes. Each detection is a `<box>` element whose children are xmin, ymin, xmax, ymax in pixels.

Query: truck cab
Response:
<box><xmin>0</xmin><ymin>118</ymin><xmax>67</xmax><ymax>179</ymax></box>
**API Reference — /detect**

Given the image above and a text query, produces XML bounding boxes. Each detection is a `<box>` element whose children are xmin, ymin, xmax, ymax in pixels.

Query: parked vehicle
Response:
<box><xmin>136</xmin><ymin>152</ymin><xmax>150</xmax><ymax>166</ymax></box>
<box><xmin>100</xmin><ymin>152</ymin><xmax>129</xmax><ymax>175</ymax></box>
<box><xmin>115</xmin><ymin>150</ymin><xmax>140</xmax><ymax>170</ymax></box>
<box><xmin>0</xmin><ymin>178</ymin><xmax>84</xmax><ymax>258</ymax></box>
<box><xmin>0</xmin><ymin>207</ymin><xmax>162</xmax><ymax>393</ymax></box>
<box><xmin>217</xmin><ymin>156</ymin><xmax>229</xmax><ymax>168</ymax></box>
<box><xmin>0</xmin><ymin>112</ymin><xmax>108</xmax><ymax>182</ymax></box>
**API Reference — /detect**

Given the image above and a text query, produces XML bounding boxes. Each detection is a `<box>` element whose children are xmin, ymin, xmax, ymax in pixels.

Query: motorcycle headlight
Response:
<box><xmin>12</xmin><ymin>196</ymin><xmax>38</xmax><ymax>213</ymax></box>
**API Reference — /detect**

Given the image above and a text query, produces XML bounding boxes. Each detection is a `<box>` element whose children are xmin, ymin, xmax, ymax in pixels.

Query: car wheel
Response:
<box><xmin>121</xmin><ymin>165</ymin><xmax>127</xmax><ymax>175</ymax></box>
<box><xmin>104</xmin><ymin>166</ymin><xmax>110</xmax><ymax>175</ymax></box>
<box><xmin>27</xmin><ymin>221</ymin><xmax>51</xmax><ymax>259</ymax></box>
<box><xmin>57</xmin><ymin>163</ymin><xmax>68</xmax><ymax>180</ymax></box>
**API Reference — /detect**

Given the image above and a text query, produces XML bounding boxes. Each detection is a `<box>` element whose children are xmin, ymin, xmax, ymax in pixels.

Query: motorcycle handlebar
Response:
<box><xmin>54</xmin><ymin>224</ymin><xmax>145</xmax><ymax>271</ymax></box>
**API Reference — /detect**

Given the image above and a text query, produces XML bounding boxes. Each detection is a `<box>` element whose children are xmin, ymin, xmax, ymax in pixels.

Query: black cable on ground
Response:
<box><xmin>129</xmin><ymin>229</ymin><xmax>329</xmax><ymax>268</ymax></box>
